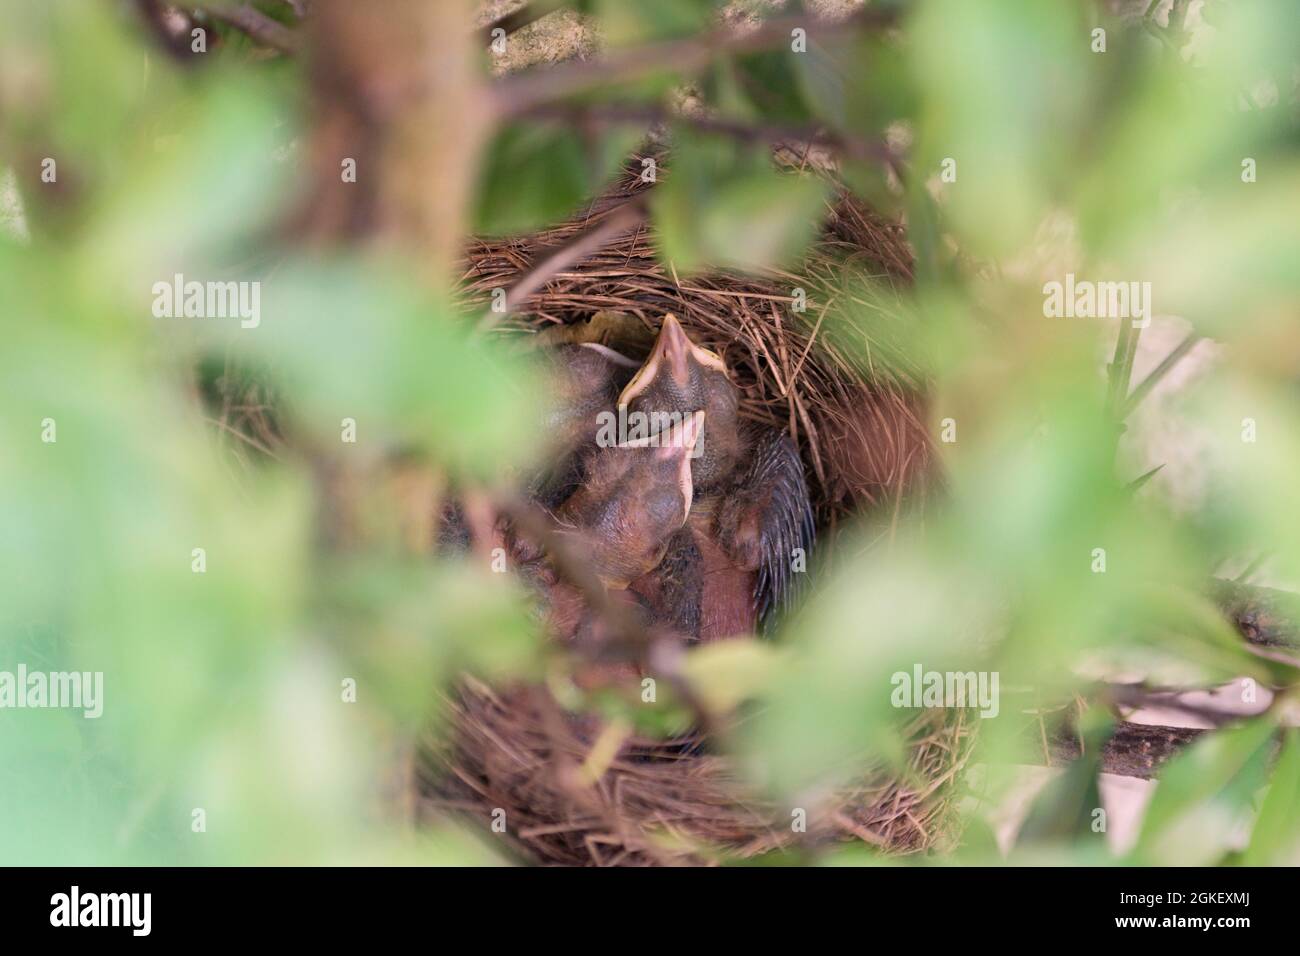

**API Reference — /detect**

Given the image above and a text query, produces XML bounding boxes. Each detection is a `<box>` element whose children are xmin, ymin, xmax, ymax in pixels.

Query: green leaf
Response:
<box><xmin>653</xmin><ymin>132</ymin><xmax>827</xmax><ymax>273</ymax></box>
<box><xmin>1243</xmin><ymin>728</ymin><xmax>1300</xmax><ymax>865</ymax></box>
<box><xmin>682</xmin><ymin>637</ymin><xmax>785</xmax><ymax>714</ymax></box>
<box><xmin>474</xmin><ymin>123</ymin><xmax>590</xmax><ymax>235</ymax></box>
<box><xmin>1015</xmin><ymin>710</ymin><xmax>1113</xmax><ymax>849</ymax></box>
<box><xmin>322</xmin><ymin>558</ymin><xmax>541</xmax><ymax>723</ymax></box>
<box><xmin>729</xmin><ymin>50</ymin><xmax>815</xmax><ymax>124</ymax></box>
<box><xmin>197</xmin><ymin>259</ymin><xmax>546</xmax><ymax>478</ymax></box>
<box><xmin>741</xmin><ymin>542</ymin><xmax>998</xmax><ymax>795</ymax></box>
<box><xmin>910</xmin><ymin>0</ymin><xmax>1090</xmax><ymax>255</ymax></box>
<box><xmin>1135</xmin><ymin>719</ymin><xmax>1276</xmax><ymax>864</ymax></box>
<box><xmin>795</xmin><ymin>34</ymin><xmax>917</xmax><ymax>134</ymax></box>
<box><xmin>81</xmin><ymin>76</ymin><xmax>292</xmax><ymax>300</ymax></box>
<box><xmin>594</xmin><ymin>0</ymin><xmax>714</xmax><ymax>45</ymax></box>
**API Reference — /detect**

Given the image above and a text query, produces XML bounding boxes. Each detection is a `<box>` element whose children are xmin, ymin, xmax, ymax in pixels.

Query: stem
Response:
<box><xmin>134</xmin><ymin>0</ymin><xmax>199</xmax><ymax>65</ymax></box>
<box><xmin>524</xmin><ymin>101</ymin><xmax>902</xmax><ymax>177</ymax></box>
<box><xmin>490</xmin><ymin>9</ymin><xmax>899</xmax><ymax>117</ymax></box>
<box><xmin>1121</xmin><ymin>331</ymin><xmax>1199</xmax><ymax>418</ymax></box>
<box><xmin>1213</xmin><ymin>578</ymin><xmax>1300</xmax><ymax>651</ymax></box>
<box><xmin>479</xmin><ymin>1</ymin><xmax>563</xmax><ymax>45</ymax></box>
<box><xmin>1106</xmin><ymin>318</ymin><xmax>1141</xmax><ymax>416</ymax></box>
<box><xmin>199</xmin><ymin>3</ymin><xmax>301</xmax><ymax>55</ymax></box>
<box><xmin>1044</xmin><ymin>720</ymin><xmax>1205</xmax><ymax>779</ymax></box>
<box><xmin>474</xmin><ymin>196</ymin><xmax>647</xmax><ymax>333</ymax></box>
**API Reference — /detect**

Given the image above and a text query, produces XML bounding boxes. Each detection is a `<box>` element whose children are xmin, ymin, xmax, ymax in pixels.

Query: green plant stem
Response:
<box><xmin>1106</xmin><ymin>317</ymin><xmax>1142</xmax><ymax>421</ymax></box>
<box><xmin>1121</xmin><ymin>332</ymin><xmax>1200</xmax><ymax>418</ymax></box>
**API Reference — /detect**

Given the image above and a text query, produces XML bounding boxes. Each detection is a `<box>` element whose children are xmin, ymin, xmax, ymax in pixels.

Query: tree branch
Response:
<box><xmin>1213</xmin><ymin>578</ymin><xmax>1300</xmax><ymax>650</ymax></box>
<box><xmin>478</xmin><ymin>1</ymin><xmax>558</xmax><ymax>45</ymax></box>
<box><xmin>1045</xmin><ymin>720</ymin><xmax>1206</xmax><ymax>779</ymax></box>
<box><xmin>524</xmin><ymin>102</ymin><xmax>902</xmax><ymax>177</ymax></box>
<box><xmin>134</xmin><ymin>0</ymin><xmax>199</xmax><ymax>65</ymax></box>
<box><xmin>490</xmin><ymin>9</ymin><xmax>900</xmax><ymax>117</ymax></box>
<box><xmin>1121</xmin><ymin>331</ymin><xmax>1200</xmax><ymax>418</ymax></box>
<box><xmin>1102</xmin><ymin>682</ymin><xmax>1247</xmax><ymax>728</ymax></box>
<box><xmin>475</xmin><ymin>196</ymin><xmax>647</xmax><ymax>333</ymax></box>
<box><xmin>199</xmin><ymin>3</ymin><xmax>301</xmax><ymax>55</ymax></box>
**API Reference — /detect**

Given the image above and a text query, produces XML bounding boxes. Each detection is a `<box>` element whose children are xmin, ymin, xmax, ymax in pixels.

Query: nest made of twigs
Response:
<box><xmin>419</xmin><ymin>679</ymin><xmax>978</xmax><ymax>866</ymax></box>
<box><xmin>461</xmin><ymin>164</ymin><xmax>934</xmax><ymax>527</ymax></box>
<box><xmin>419</xmin><ymin>166</ymin><xmax>968</xmax><ymax>865</ymax></box>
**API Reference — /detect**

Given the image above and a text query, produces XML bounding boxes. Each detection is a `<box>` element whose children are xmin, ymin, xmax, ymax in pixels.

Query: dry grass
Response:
<box><xmin>420</xmin><ymin>679</ymin><xmax>977</xmax><ymax>866</ymax></box>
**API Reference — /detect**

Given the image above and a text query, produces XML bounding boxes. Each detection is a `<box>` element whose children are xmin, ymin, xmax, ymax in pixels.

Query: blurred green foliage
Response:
<box><xmin>1</xmin><ymin>0</ymin><xmax>1298</xmax><ymax>866</ymax></box>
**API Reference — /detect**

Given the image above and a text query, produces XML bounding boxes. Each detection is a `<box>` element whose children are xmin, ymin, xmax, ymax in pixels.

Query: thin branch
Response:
<box><xmin>1121</xmin><ymin>331</ymin><xmax>1200</xmax><ymax>418</ymax></box>
<box><xmin>490</xmin><ymin>9</ymin><xmax>900</xmax><ymax>118</ymax></box>
<box><xmin>475</xmin><ymin>196</ymin><xmax>647</xmax><ymax>333</ymax></box>
<box><xmin>198</xmin><ymin>3</ymin><xmax>301</xmax><ymax>55</ymax></box>
<box><xmin>478</xmin><ymin>1</ymin><xmax>560</xmax><ymax>45</ymax></box>
<box><xmin>1213</xmin><ymin>578</ymin><xmax>1300</xmax><ymax>651</ymax></box>
<box><xmin>1103</xmin><ymin>682</ymin><xmax>1247</xmax><ymax>728</ymax></box>
<box><xmin>1045</xmin><ymin>720</ymin><xmax>1206</xmax><ymax>779</ymax></box>
<box><xmin>525</xmin><ymin>101</ymin><xmax>903</xmax><ymax>179</ymax></box>
<box><xmin>135</xmin><ymin>0</ymin><xmax>198</xmax><ymax>65</ymax></box>
<box><xmin>1106</xmin><ymin>317</ymin><xmax>1141</xmax><ymax>418</ymax></box>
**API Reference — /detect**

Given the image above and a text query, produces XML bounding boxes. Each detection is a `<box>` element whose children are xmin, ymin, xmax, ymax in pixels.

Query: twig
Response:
<box><xmin>475</xmin><ymin>196</ymin><xmax>647</xmax><ymax>333</ymax></box>
<box><xmin>1042</xmin><ymin>719</ymin><xmax>1206</xmax><ymax>779</ymax></box>
<box><xmin>1103</xmin><ymin>682</ymin><xmax>1247</xmax><ymax>728</ymax></box>
<box><xmin>524</xmin><ymin>102</ymin><xmax>902</xmax><ymax>178</ymax></box>
<box><xmin>1213</xmin><ymin>578</ymin><xmax>1300</xmax><ymax>651</ymax></box>
<box><xmin>197</xmin><ymin>3</ymin><xmax>301</xmax><ymax>55</ymax></box>
<box><xmin>490</xmin><ymin>9</ymin><xmax>899</xmax><ymax>117</ymax></box>
<box><xmin>1120</xmin><ymin>331</ymin><xmax>1200</xmax><ymax>418</ymax></box>
<box><xmin>134</xmin><ymin>0</ymin><xmax>198</xmax><ymax>65</ymax></box>
<box><xmin>478</xmin><ymin>1</ymin><xmax>559</xmax><ymax>45</ymax></box>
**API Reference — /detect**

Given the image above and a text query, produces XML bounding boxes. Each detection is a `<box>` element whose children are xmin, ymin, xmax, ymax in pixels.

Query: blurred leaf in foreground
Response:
<box><xmin>653</xmin><ymin>129</ymin><xmax>827</xmax><ymax>274</ymax></box>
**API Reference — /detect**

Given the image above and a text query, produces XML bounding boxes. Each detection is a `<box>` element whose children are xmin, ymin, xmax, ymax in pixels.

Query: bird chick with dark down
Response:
<box><xmin>541</xmin><ymin>413</ymin><xmax>704</xmax><ymax>687</ymax></box>
<box><xmin>435</xmin><ymin>341</ymin><xmax>637</xmax><ymax>552</ymax></box>
<box><xmin>530</xmin><ymin>342</ymin><xmax>640</xmax><ymax>510</ymax></box>
<box><xmin>618</xmin><ymin>314</ymin><xmax>741</xmax><ymax>493</ymax></box>
<box><xmin>619</xmin><ymin>314</ymin><xmax>815</xmax><ymax>639</ymax></box>
<box><xmin>552</xmin><ymin>410</ymin><xmax>703</xmax><ymax>590</ymax></box>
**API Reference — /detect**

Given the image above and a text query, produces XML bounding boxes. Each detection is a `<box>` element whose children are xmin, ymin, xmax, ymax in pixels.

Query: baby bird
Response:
<box><xmin>534</xmin><ymin>413</ymin><xmax>703</xmax><ymax>687</ymax></box>
<box><xmin>530</xmin><ymin>342</ymin><xmax>640</xmax><ymax>510</ymax></box>
<box><xmin>434</xmin><ymin>341</ymin><xmax>637</xmax><ymax>553</ymax></box>
<box><xmin>552</xmin><ymin>411</ymin><xmax>703</xmax><ymax>590</ymax></box>
<box><xmin>621</xmin><ymin>315</ymin><xmax>815</xmax><ymax>637</ymax></box>
<box><xmin>618</xmin><ymin>314</ymin><xmax>742</xmax><ymax>493</ymax></box>
<box><xmin>692</xmin><ymin>427</ymin><xmax>815</xmax><ymax>636</ymax></box>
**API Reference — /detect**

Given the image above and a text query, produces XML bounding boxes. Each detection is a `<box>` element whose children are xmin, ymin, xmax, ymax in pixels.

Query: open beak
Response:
<box><xmin>618</xmin><ymin>314</ymin><xmax>727</xmax><ymax>406</ymax></box>
<box><xmin>654</xmin><ymin>410</ymin><xmax>704</xmax><ymax>516</ymax></box>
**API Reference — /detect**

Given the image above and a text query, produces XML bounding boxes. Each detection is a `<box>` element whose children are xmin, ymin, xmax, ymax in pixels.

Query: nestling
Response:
<box><xmin>552</xmin><ymin>411</ymin><xmax>703</xmax><ymax>590</ymax></box>
<box><xmin>530</xmin><ymin>342</ymin><xmax>640</xmax><ymax>509</ymax></box>
<box><xmin>620</xmin><ymin>315</ymin><xmax>815</xmax><ymax>637</ymax></box>
<box><xmin>617</xmin><ymin>314</ymin><xmax>742</xmax><ymax>492</ymax></box>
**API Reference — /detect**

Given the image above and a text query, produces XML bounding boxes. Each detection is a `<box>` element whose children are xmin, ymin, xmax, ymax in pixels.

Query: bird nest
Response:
<box><xmin>421</xmin><ymin>680</ymin><xmax>975</xmax><ymax>866</ymax></box>
<box><xmin>414</xmin><ymin>168</ymin><xmax>978</xmax><ymax>865</ymax></box>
